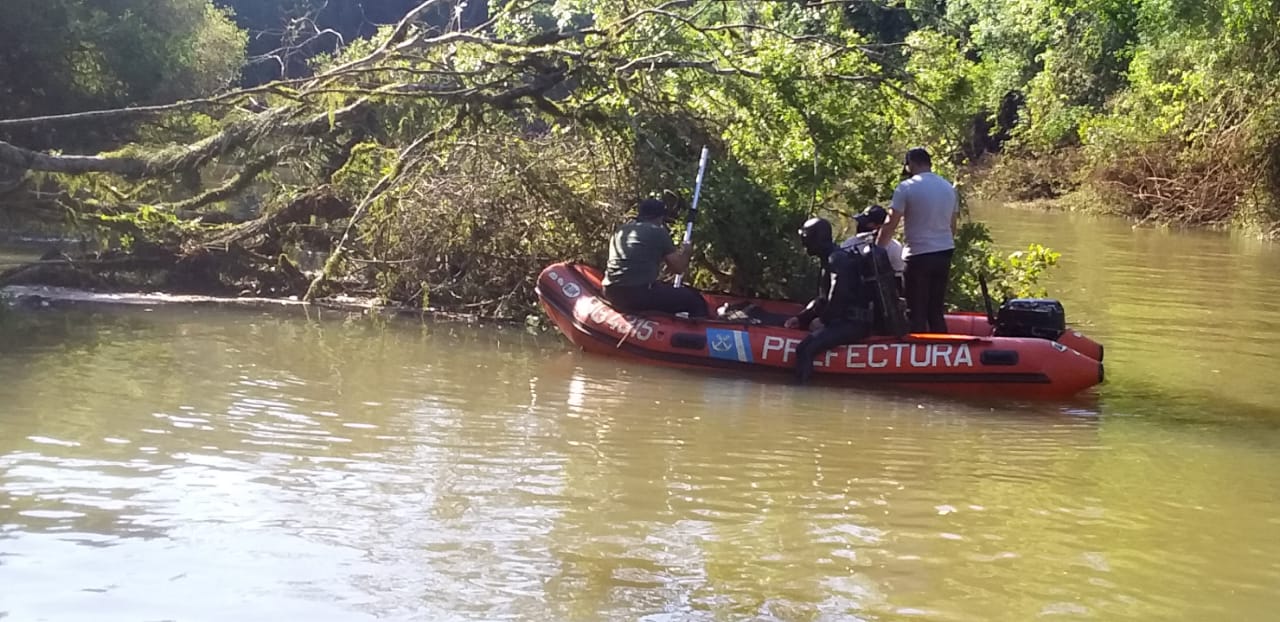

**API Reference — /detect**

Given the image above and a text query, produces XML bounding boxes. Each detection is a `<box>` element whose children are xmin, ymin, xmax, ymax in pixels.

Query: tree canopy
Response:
<box><xmin>2</xmin><ymin>0</ymin><xmax>1276</xmax><ymax>316</ymax></box>
<box><xmin>0</xmin><ymin>0</ymin><xmax>246</xmax><ymax>147</ymax></box>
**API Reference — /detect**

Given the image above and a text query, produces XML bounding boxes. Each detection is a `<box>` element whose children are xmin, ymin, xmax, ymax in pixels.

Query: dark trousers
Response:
<box><xmin>795</xmin><ymin>320</ymin><xmax>870</xmax><ymax>384</ymax></box>
<box><xmin>904</xmin><ymin>249</ymin><xmax>953</xmax><ymax>334</ymax></box>
<box><xmin>604</xmin><ymin>282</ymin><xmax>709</xmax><ymax>317</ymax></box>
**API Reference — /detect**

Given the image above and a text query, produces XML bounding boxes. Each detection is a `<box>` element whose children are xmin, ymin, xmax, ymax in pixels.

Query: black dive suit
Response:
<box><xmin>792</xmin><ymin>244</ymin><xmax>875</xmax><ymax>384</ymax></box>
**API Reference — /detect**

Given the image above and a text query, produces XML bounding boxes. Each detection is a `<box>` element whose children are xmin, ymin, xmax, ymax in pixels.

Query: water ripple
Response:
<box><xmin>0</xmin><ymin>294</ymin><xmax>1277</xmax><ymax>620</ymax></box>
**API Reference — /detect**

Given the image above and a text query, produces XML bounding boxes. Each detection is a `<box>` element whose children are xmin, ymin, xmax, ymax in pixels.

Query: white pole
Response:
<box><xmin>674</xmin><ymin>145</ymin><xmax>710</xmax><ymax>288</ymax></box>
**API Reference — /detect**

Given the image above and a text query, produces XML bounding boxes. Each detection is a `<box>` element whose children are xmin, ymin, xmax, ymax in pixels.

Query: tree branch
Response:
<box><xmin>303</xmin><ymin>110</ymin><xmax>467</xmax><ymax>301</ymax></box>
<box><xmin>158</xmin><ymin>152</ymin><xmax>282</xmax><ymax>214</ymax></box>
<box><xmin>315</xmin><ymin>0</ymin><xmax>447</xmax><ymax>84</ymax></box>
<box><xmin>0</xmin><ymin>96</ymin><xmax>376</xmax><ymax>178</ymax></box>
<box><xmin>0</xmin><ymin>81</ymin><xmax>311</xmax><ymax>130</ymax></box>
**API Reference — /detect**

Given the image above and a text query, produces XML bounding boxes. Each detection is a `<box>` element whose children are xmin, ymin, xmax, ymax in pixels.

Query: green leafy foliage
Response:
<box><xmin>3</xmin><ymin>0</ymin><xmax>1076</xmax><ymax>316</ymax></box>
<box><xmin>0</xmin><ymin>0</ymin><xmax>246</xmax><ymax>147</ymax></box>
<box><xmin>948</xmin><ymin>222</ymin><xmax>1060</xmax><ymax>311</ymax></box>
<box><xmin>297</xmin><ymin>0</ymin><xmax>988</xmax><ymax>311</ymax></box>
<box><xmin>948</xmin><ymin>0</ymin><xmax>1280</xmax><ymax>227</ymax></box>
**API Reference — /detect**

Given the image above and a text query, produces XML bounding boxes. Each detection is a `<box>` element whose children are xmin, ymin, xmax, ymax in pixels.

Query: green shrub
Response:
<box><xmin>947</xmin><ymin>221</ymin><xmax>1060</xmax><ymax>311</ymax></box>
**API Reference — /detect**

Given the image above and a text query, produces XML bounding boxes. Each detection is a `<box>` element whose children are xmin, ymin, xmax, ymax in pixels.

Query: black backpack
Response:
<box><xmin>845</xmin><ymin>236</ymin><xmax>909</xmax><ymax>337</ymax></box>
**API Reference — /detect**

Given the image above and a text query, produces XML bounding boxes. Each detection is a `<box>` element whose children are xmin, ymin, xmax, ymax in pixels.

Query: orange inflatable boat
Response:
<box><xmin>696</xmin><ymin>291</ymin><xmax>1103</xmax><ymax>362</ymax></box>
<box><xmin>536</xmin><ymin>263</ymin><xmax>1104</xmax><ymax>399</ymax></box>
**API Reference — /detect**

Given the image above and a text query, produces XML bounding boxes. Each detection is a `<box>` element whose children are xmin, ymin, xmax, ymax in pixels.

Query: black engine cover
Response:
<box><xmin>994</xmin><ymin>298</ymin><xmax>1066</xmax><ymax>340</ymax></box>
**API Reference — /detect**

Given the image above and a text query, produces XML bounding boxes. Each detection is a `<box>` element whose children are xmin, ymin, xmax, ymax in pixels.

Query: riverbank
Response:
<box><xmin>962</xmin><ymin>150</ymin><xmax>1089</xmax><ymax>207</ymax></box>
<box><xmin>963</xmin><ymin>148</ymin><xmax>1280</xmax><ymax>238</ymax></box>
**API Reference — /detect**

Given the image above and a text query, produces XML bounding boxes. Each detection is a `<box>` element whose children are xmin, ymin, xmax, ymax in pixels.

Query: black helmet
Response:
<box><xmin>798</xmin><ymin>217</ymin><xmax>833</xmax><ymax>256</ymax></box>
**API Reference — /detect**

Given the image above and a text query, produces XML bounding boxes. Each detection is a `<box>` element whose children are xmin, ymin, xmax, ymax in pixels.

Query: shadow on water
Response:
<box><xmin>1099</xmin><ymin>377</ymin><xmax>1280</xmax><ymax>430</ymax></box>
<box><xmin>536</xmin><ymin>347</ymin><xmax>1104</xmax><ymax>426</ymax></box>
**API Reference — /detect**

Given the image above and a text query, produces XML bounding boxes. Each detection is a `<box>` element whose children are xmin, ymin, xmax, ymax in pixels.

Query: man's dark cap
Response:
<box><xmin>854</xmin><ymin>204</ymin><xmax>888</xmax><ymax>232</ymax></box>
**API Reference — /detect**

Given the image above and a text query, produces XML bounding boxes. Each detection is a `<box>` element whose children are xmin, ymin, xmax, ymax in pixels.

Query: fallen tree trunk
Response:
<box><xmin>1</xmin><ymin>187</ymin><xmax>353</xmax><ymax>297</ymax></box>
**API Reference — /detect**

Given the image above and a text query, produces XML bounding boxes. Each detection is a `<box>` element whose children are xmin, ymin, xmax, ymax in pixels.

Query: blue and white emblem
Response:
<box><xmin>706</xmin><ymin>328</ymin><xmax>753</xmax><ymax>363</ymax></box>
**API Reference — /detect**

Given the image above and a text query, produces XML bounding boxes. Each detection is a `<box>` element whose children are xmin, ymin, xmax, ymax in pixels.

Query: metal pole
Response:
<box><xmin>674</xmin><ymin>146</ymin><xmax>710</xmax><ymax>288</ymax></box>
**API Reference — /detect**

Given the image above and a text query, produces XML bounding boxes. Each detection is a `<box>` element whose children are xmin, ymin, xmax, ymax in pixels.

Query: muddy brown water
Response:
<box><xmin>2</xmin><ymin>205</ymin><xmax>1278</xmax><ymax>620</ymax></box>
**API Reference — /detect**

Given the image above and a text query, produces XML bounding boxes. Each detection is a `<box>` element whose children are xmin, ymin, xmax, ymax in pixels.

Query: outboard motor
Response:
<box><xmin>993</xmin><ymin>298</ymin><xmax>1066</xmax><ymax>340</ymax></box>
<box><xmin>846</xmin><ymin>233</ymin><xmax>909</xmax><ymax>337</ymax></box>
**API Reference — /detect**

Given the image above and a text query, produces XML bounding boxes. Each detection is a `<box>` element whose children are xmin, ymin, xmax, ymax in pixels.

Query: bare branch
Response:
<box><xmin>615</xmin><ymin>58</ymin><xmax>765</xmax><ymax>78</ymax></box>
<box><xmin>0</xmin><ymin>97</ymin><xmax>376</xmax><ymax>178</ymax></box>
<box><xmin>0</xmin><ymin>96</ymin><xmax>235</xmax><ymax>131</ymax></box>
<box><xmin>317</xmin><ymin>0</ymin><xmax>448</xmax><ymax>83</ymax></box>
<box><xmin>608</xmin><ymin>0</ymin><xmax>698</xmax><ymax>33</ymax></box>
<box><xmin>0</xmin><ymin>140</ymin><xmax>154</xmax><ymax>176</ymax></box>
<box><xmin>0</xmin><ymin>81</ymin><xmax>307</xmax><ymax>130</ymax></box>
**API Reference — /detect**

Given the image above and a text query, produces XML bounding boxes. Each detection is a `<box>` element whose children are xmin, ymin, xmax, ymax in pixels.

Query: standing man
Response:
<box><xmin>602</xmin><ymin>198</ymin><xmax>708</xmax><ymax>318</ymax></box>
<box><xmin>877</xmin><ymin>147</ymin><xmax>958</xmax><ymax>334</ymax></box>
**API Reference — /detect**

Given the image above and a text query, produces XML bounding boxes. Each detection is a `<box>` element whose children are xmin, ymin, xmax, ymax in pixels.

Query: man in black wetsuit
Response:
<box><xmin>784</xmin><ymin>217</ymin><xmax>874</xmax><ymax>384</ymax></box>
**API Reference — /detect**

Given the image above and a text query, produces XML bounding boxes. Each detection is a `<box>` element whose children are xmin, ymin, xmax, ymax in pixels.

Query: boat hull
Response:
<box><xmin>536</xmin><ymin>263</ymin><xmax>1104</xmax><ymax>399</ymax></box>
<box><xmin>939</xmin><ymin>312</ymin><xmax>1102</xmax><ymax>362</ymax></box>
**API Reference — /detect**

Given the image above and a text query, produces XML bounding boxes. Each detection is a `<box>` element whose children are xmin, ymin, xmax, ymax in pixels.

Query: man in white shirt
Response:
<box><xmin>876</xmin><ymin>147</ymin><xmax>959</xmax><ymax>333</ymax></box>
<box><xmin>842</xmin><ymin>204</ymin><xmax>910</xmax><ymax>337</ymax></box>
<box><xmin>841</xmin><ymin>204</ymin><xmax>905</xmax><ymax>280</ymax></box>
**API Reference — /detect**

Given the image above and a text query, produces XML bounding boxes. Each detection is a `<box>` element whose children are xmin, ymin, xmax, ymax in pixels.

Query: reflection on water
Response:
<box><xmin>1</xmin><ymin>298</ymin><xmax>1278</xmax><ymax>621</ymax></box>
<box><xmin>0</xmin><ymin>242</ymin><xmax>41</xmax><ymax>270</ymax></box>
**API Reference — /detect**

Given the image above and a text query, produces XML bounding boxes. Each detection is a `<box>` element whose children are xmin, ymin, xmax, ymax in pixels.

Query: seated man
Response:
<box><xmin>602</xmin><ymin>198</ymin><xmax>709</xmax><ymax>318</ymax></box>
<box><xmin>841</xmin><ymin>205</ymin><xmax>910</xmax><ymax>337</ymax></box>
<box><xmin>841</xmin><ymin>204</ymin><xmax>905</xmax><ymax>286</ymax></box>
<box><xmin>785</xmin><ymin>217</ymin><xmax>875</xmax><ymax>384</ymax></box>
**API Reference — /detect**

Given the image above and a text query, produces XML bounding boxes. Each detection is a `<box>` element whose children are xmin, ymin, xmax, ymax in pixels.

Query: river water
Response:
<box><xmin>1</xmin><ymin>207</ymin><xmax>1278</xmax><ymax>621</ymax></box>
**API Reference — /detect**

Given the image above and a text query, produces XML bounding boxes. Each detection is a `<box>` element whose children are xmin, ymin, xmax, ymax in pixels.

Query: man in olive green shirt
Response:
<box><xmin>602</xmin><ymin>198</ymin><xmax>708</xmax><ymax>317</ymax></box>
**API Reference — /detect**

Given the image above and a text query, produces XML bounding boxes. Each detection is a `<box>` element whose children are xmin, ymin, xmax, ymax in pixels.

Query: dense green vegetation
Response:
<box><xmin>950</xmin><ymin>0</ymin><xmax>1280</xmax><ymax>230</ymax></box>
<box><xmin>0</xmin><ymin>0</ymin><xmax>246</xmax><ymax>149</ymax></box>
<box><xmin>5</xmin><ymin>0</ymin><xmax>1270</xmax><ymax>317</ymax></box>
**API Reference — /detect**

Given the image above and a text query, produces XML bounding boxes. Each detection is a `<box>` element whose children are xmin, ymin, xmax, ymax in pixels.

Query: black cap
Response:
<box><xmin>854</xmin><ymin>204</ymin><xmax>888</xmax><ymax>232</ymax></box>
<box><xmin>636</xmin><ymin>198</ymin><xmax>667</xmax><ymax>221</ymax></box>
